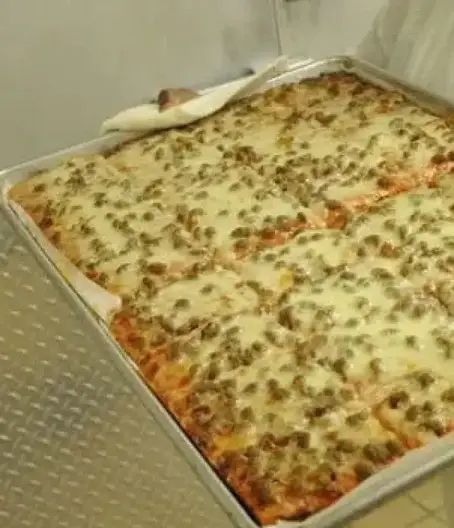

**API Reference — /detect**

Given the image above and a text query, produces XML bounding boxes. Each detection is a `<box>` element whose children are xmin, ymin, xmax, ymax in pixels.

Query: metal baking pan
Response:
<box><xmin>1</xmin><ymin>56</ymin><xmax>454</xmax><ymax>528</ymax></box>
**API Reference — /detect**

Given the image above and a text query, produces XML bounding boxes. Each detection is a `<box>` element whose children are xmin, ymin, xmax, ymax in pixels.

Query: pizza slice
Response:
<box><xmin>395</xmin><ymin>175</ymin><xmax>454</xmax><ymax>290</ymax></box>
<box><xmin>343</xmin><ymin>182</ymin><xmax>447</xmax><ymax>251</ymax></box>
<box><xmin>238</xmin><ymin>228</ymin><xmax>353</xmax><ymax>302</ymax></box>
<box><xmin>112</xmin><ymin>267</ymin><xmax>262</xmax><ymax>379</ymax></box>
<box><xmin>344</xmin><ymin>173</ymin><xmax>454</xmax><ymax>292</ymax></box>
<box><xmin>9</xmin><ymin>154</ymin><xmax>121</xmax><ymax>234</ymax></box>
<box><xmin>105</xmin><ymin>126</ymin><xmax>225</xmax><ymax>197</ymax></box>
<box><xmin>134</xmin><ymin>268</ymin><xmax>259</xmax><ymax>332</ymax></box>
<box><xmin>222</xmin><ymin>396</ymin><xmax>405</xmax><ymax>525</ymax></box>
<box><xmin>167</xmin><ymin>168</ymin><xmax>319</xmax><ymax>256</ymax></box>
<box><xmin>8</xmin><ymin>152</ymin><xmax>213</xmax><ymax>299</ymax></box>
<box><xmin>272</xmin><ymin>259</ymin><xmax>454</xmax><ymax>388</ymax></box>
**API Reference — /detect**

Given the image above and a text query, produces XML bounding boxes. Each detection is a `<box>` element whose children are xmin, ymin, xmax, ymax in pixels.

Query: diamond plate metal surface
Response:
<box><xmin>0</xmin><ymin>212</ymin><xmax>235</xmax><ymax>528</ymax></box>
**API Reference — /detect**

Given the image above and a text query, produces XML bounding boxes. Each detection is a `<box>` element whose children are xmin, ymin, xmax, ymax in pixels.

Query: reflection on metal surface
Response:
<box><xmin>442</xmin><ymin>465</ymin><xmax>454</xmax><ymax>526</ymax></box>
<box><xmin>0</xmin><ymin>213</ymin><xmax>15</xmax><ymax>261</ymax></box>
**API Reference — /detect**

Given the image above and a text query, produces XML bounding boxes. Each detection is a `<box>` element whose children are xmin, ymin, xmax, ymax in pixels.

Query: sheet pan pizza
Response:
<box><xmin>9</xmin><ymin>73</ymin><xmax>454</xmax><ymax>525</ymax></box>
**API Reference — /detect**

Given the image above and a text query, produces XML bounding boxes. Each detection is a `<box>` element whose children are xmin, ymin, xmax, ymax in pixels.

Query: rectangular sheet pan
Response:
<box><xmin>1</xmin><ymin>56</ymin><xmax>454</xmax><ymax>528</ymax></box>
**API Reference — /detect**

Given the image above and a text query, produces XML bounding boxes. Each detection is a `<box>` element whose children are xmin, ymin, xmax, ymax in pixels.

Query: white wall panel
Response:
<box><xmin>0</xmin><ymin>0</ymin><xmax>278</xmax><ymax>167</ymax></box>
<box><xmin>281</xmin><ymin>0</ymin><xmax>386</xmax><ymax>58</ymax></box>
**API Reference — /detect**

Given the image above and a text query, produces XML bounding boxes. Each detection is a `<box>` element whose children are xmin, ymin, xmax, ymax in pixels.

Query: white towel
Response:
<box><xmin>100</xmin><ymin>56</ymin><xmax>288</xmax><ymax>134</ymax></box>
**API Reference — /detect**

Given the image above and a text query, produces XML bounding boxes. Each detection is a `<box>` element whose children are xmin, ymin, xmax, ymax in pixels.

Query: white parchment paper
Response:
<box><xmin>101</xmin><ymin>56</ymin><xmax>288</xmax><ymax>133</ymax></box>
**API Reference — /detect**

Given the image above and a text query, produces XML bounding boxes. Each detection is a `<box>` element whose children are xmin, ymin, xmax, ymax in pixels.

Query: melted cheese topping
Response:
<box><xmin>136</xmin><ymin>269</ymin><xmax>258</xmax><ymax>331</ymax></box>
<box><xmin>177</xmin><ymin>170</ymin><xmax>307</xmax><ymax>249</ymax></box>
<box><xmin>345</xmin><ymin>183</ymin><xmax>449</xmax><ymax>246</ymax></box>
<box><xmin>345</xmin><ymin>175</ymin><xmax>454</xmax><ymax>290</ymax></box>
<box><xmin>281</xmin><ymin>263</ymin><xmax>454</xmax><ymax>386</ymax></box>
<box><xmin>11</xmin><ymin>155</ymin><xmax>203</xmax><ymax>297</ymax></box>
<box><xmin>240</xmin><ymin>229</ymin><xmax>353</xmax><ymax>292</ymax></box>
<box><xmin>182</xmin><ymin>311</ymin><xmax>396</xmax><ymax>467</ymax></box>
<box><xmin>376</xmin><ymin>372</ymin><xmax>454</xmax><ymax>444</ymax></box>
